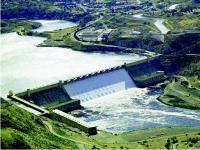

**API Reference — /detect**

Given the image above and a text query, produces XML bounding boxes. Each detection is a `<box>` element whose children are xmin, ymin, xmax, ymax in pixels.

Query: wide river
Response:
<box><xmin>1</xmin><ymin>20</ymin><xmax>199</xmax><ymax>133</ymax></box>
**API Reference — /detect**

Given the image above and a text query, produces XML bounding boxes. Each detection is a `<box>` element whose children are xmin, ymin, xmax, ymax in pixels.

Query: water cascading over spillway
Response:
<box><xmin>63</xmin><ymin>68</ymin><xmax>136</xmax><ymax>102</ymax></box>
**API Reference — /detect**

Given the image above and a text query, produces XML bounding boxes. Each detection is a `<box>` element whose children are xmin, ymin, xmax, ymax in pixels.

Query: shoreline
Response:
<box><xmin>157</xmin><ymin>76</ymin><xmax>200</xmax><ymax>110</ymax></box>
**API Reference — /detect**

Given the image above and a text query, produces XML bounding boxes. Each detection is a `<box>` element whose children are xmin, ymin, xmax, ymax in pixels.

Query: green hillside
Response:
<box><xmin>1</xmin><ymin>98</ymin><xmax>77</xmax><ymax>149</ymax></box>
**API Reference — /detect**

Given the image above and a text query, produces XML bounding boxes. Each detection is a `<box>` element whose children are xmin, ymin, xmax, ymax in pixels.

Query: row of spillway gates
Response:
<box><xmin>7</xmin><ymin>57</ymin><xmax>168</xmax><ymax>135</ymax></box>
<box><xmin>64</xmin><ymin>68</ymin><xmax>135</xmax><ymax>101</ymax></box>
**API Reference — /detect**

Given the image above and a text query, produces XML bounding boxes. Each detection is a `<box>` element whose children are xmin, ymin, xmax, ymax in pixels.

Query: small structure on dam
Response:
<box><xmin>7</xmin><ymin>56</ymin><xmax>168</xmax><ymax>135</ymax></box>
<box><xmin>126</xmin><ymin>57</ymin><xmax>168</xmax><ymax>87</ymax></box>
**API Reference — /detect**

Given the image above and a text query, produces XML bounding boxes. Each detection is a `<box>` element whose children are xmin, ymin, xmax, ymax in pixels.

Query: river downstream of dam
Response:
<box><xmin>75</xmin><ymin>88</ymin><xmax>200</xmax><ymax>133</ymax></box>
<box><xmin>1</xmin><ymin>20</ymin><xmax>200</xmax><ymax>133</ymax></box>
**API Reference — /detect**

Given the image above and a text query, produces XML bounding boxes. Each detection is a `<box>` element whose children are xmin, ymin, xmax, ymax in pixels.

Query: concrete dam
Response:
<box><xmin>8</xmin><ymin>57</ymin><xmax>167</xmax><ymax>134</ymax></box>
<box><xmin>64</xmin><ymin>68</ymin><xmax>136</xmax><ymax>102</ymax></box>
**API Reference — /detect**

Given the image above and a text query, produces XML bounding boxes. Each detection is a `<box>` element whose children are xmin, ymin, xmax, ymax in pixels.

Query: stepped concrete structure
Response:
<box><xmin>16</xmin><ymin>81</ymin><xmax>70</xmax><ymax>107</ymax></box>
<box><xmin>126</xmin><ymin>57</ymin><xmax>168</xmax><ymax>87</ymax></box>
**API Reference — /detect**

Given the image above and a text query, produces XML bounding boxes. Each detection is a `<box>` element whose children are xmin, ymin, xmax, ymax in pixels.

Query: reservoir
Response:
<box><xmin>0</xmin><ymin>20</ymin><xmax>144</xmax><ymax>97</ymax></box>
<box><xmin>1</xmin><ymin>20</ymin><xmax>199</xmax><ymax>132</ymax></box>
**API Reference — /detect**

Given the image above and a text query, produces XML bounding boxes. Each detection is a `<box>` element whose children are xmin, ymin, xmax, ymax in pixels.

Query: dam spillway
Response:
<box><xmin>14</xmin><ymin>57</ymin><xmax>167</xmax><ymax>107</ymax></box>
<box><xmin>63</xmin><ymin>68</ymin><xmax>136</xmax><ymax>102</ymax></box>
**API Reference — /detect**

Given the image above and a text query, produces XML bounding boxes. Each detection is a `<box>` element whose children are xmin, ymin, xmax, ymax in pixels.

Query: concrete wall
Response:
<box><xmin>49</xmin><ymin>99</ymin><xmax>81</xmax><ymax>112</ymax></box>
<box><xmin>17</xmin><ymin>81</ymin><xmax>70</xmax><ymax>107</ymax></box>
<box><xmin>16</xmin><ymin>82</ymin><xmax>62</xmax><ymax>97</ymax></box>
<box><xmin>133</xmin><ymin>73</ymin><xmax>168</xmax><ymax>87</ymax></box>
<box><xmin>125</xmin><ymin>57</ymin><xmax>167</xmax><ymax>87</ymax></box>
<box><xmin>63</xmin><ymin>65</ymin><xmax>124</xmax><ymax>84</ymax></box>
<box><xmin>8</xmin><ymin>94</ymin><xmax>49</xmax><ymax>115</ymax></box>
<box><xmin>12</xmin><ymin>56</ymin><xmax>167</xmax><ymax>109</ymax></box>
<box><xmin>50</xmin><ymin>109</ymin><xmax>97</xmax><ymax>135</ymax></box>
<box><xmin>125</xmin><ymin>57</ymin><xmax>163</xmax><ymax>77</ymax></box>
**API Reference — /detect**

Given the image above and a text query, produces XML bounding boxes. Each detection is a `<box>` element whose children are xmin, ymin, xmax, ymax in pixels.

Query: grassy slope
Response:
<box><xmin>38</xmin><ymin>23</ymin><xmax>128</xmax><ymax>52</ymax></box>
<box><xmin>159</xmin><ymin>55</ymin><xmax>200</xmax><ymax>109</ymax></box>
<box><xmin>39</xmin><ymin>27</ymin><xmax>83</xmax><ymax>50</ymax></box>
<box><xmin>105</xmin><ymin>15</ymin><xmax>159</xmax><ymax>40</ymax></box>
<box><xmin>103</xmin><ymin>15</ymin><xmax>200</xmax><ymax>54</ymax></box>
<box><xmin>158</xmin><ymin>77</ymin><xmax>200</xmax><ymax>109</ymax></box>
<box><xmin>164</xmin><ymin>14</ymin><xmax>200</xmax><ymax>32</ymax></box>
<box><xmin>1</xmin><ymin>98</ymin><xmax>78</xmax><ymax>149</ymax></box>
<box><xmin>52</xmin><ymin>118</ymin><xmax>200</xmax><ymax>149</ymax></box>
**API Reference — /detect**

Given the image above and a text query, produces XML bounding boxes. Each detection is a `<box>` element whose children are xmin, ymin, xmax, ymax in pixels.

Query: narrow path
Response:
<box><xmin>41</xmin><ymin>119</ymin><xmax>94</xmax><ymax>149</ymax></box>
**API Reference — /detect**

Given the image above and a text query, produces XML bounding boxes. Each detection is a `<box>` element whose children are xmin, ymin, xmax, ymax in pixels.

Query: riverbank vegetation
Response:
<box><xmin>38</xmin><ymin>27</ymin><xmax>83</xmax><ymax>50</ymax></box>
<box><xmin>1</xmin><ymin>19</ymin><xmax>41</xmax><ymax>34</ymax></box>
<box><xmin>1</xmin><ymin>98</ymin><xmax>200</xmax><ymax>149</ymax></box>
<box><xmin>158</xmin><ymin>76</ymin><xmax>200</xmax><ymax>110</ymax></box>
<box><xmin>1</xmin><ymin>0</ymin><xmax>86</xmax><ymax>21</ymax></box>
<box><xmin>159</xmin><ymin>55</ymin><xmax>200</xmax><ymax>109</ymax></box>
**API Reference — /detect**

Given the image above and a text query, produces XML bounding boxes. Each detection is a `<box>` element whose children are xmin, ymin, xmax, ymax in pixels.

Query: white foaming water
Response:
<box><xmin>64</xmin><ymin>68</ymin><xmax>136</xmax><ymax>102</ymax></box>
<box><xmin>75</xmin><ymin>88</ymin><xmax>200</xmax><ymax>133</ymax></box>
<box><xmin>0</xmin><ymin>20</ymin><xmax>145</xmax><ymax>97</ymax></box>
